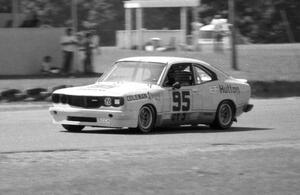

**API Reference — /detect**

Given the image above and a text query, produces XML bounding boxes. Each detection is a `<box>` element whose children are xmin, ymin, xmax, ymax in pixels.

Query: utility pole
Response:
<box><xmin>71</xmin><ymin>0</ymin><xmax>78</xmax><ymax>32</ymax></box>
<box><xmin>12</xmin><ymin>0</ymin><xmax>19</xmax><ymax>27</ymax></box>
<box><xmin>280</xmin><ymin>10</ymin><xmax>295</xmax><ymax>43</ymax></box>
<box><xmin>228</xmin><ymin>0</ymin><xmax>238</xmax><ymax>70</ymax></box>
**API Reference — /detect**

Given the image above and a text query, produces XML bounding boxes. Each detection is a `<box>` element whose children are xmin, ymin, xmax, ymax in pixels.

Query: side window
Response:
<box><xmin>163</xmin><ymin>63</ymin><xmax>193</xmax><ymax>87</ymax></box>
<box><xmin>193</xmin><ymin>65</ymin><xmax>213</xmax><ymax>84</ymax></box>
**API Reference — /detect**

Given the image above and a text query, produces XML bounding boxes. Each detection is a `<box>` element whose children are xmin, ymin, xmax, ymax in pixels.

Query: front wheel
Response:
<box><xmin>62</xmin><ymin>124</ymin><xmax>84</xmax><ymax>132</ymax></box>
<box><xmin>137</xmin><ymin>105</ymin><xmax>156</xmax><ymax>133</ymax></box>
<box><xmin>210</xmin><ymin>101</ymin><xmax>234</xmax><ymax>129</ymax></box>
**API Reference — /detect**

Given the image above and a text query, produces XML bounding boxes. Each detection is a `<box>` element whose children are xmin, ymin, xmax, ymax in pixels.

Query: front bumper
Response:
<box><xmin>49</xmin><ymin>106</ymin><xmax>138</xmax><ymax>128</ymax></box>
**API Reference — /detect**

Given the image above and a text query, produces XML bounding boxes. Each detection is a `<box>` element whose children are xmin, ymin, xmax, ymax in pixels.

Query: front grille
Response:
<box><xmin>86</xmin><ymin>96</ymin><xmax>102</xmax><ymax>108</ymax></box>
<box><xmin>68</xmin><ymin>95</ymin><xmax>102</xmax><ymax>108</ymax></box>
<box><xmin>68</xmin><ymin>116</ymin><xmax>97</xmax><ymax>122</ymax></box>
<box><xmin>52</xmin><ymin>94</ymin><xmax>124</xmax><ymax>108</ymax></box>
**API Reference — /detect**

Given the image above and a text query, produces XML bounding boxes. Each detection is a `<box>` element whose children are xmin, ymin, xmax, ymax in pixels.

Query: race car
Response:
<box><xmin>49</xmin><ymin>56</ymin><xmax>253</xmax><ymax>133</ymax></box>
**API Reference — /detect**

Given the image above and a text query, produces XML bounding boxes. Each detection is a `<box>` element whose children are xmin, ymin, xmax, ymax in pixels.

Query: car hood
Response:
<box><xmin>53</xmin><ymin>82</ymin><xmax>158</xmax><ymax>96</ymax></box>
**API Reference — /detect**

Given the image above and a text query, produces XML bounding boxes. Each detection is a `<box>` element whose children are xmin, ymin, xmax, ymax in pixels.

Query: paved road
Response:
<box><xmin>0</xmin><ymin>98</ymin><xmax>300</xmax><ymax>194</ymax></box>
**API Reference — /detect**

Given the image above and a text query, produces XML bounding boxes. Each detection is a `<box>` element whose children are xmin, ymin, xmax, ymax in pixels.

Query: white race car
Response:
<box><xmin>49</xmin><ymin>56</ymin><xmax>253</xmax><ymax>133</ymax></box>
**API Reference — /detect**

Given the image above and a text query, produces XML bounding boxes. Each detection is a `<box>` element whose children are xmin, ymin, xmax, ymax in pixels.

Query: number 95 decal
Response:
<box><xmin>172</xmin><ymin>91</ymin><xmax>191</xmax><ymax>111</ymax></box>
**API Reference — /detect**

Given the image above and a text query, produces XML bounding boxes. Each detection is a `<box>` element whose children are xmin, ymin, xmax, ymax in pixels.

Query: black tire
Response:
<box><xmin>137</xmin><ymin>105</ymin><xmax>156</xmax><ymax>133</ymax></box>
<box><xmin>210</xmin><ymin>101</ymin><xmax>234</xmax><ymax>129</ymax></box>
<box><xmin>62</xmin><ymin>124</ymin><xmax>84</xmax><ymax>132</ymax></box>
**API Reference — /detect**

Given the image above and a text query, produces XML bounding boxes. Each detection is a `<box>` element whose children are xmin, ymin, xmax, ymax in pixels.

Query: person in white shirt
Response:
<box><xmin>60</xmin><ymin>28</ymin><xmax>77</xmax><ymax>74</ymax></box>
<box><xmin>91</xmin><ymin>30</ymin><xmax>100</xmax><ymax>55</ymax></box>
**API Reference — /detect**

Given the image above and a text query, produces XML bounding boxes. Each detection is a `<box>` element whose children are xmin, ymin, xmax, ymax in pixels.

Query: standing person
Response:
<box><xmin>91</xmin><ymin>30</ymin><xmax>100</xmax><ymax>55</ymax></box>
<box><xmin>83</xmin><ymin>32</ymin><xmax>94</xmax><ymax>74</ymax></box>
<box><xmin>61</xmin><ymin>28</ymin><xmax>77</xmax><ymax>74</ymax></box>
<box><xmin>76</xmin><ymin>32</ymin><xmax>86</xmax><ymax>73</ymax></box>
<box><xmin>211</xmin><ymin>15</ymin><xmax>224</xmax><ymax>52</ymax></box>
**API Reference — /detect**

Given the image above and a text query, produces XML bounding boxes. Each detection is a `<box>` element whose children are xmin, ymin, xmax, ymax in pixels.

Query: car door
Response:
<box><xmin>191</xmin><ymin>64</ymin><xmax>219</xmax><ymax>112</ymax></box>
<box><xmin>162</xmin><ymin>63</ymin><xmax>194</xmax><ymax>125</ymax></box>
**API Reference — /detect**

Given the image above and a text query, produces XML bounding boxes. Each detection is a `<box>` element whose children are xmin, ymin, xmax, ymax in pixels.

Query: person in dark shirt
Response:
<box><xmin>83</xmin><ymin>32</ymin><xmax>94</xmax><ymax>74</ymax></box>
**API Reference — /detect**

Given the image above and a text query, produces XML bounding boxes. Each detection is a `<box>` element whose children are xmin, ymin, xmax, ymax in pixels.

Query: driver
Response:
<box><xmin>164</xmin><ymin>69</ymin><xmax>176</xmax><ymax>87</ymax></box>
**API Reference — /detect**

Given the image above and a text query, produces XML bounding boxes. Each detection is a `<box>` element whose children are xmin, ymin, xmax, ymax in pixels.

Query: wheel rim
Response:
<box><xmin>139</xmin><ymin>107</ymin><xmax>152</xmax><ymax>130</ymax></box>
<box><xmin>218</xmin><ymin>103</ymin><xmax>232</xmax><ymax>126</ymax></box>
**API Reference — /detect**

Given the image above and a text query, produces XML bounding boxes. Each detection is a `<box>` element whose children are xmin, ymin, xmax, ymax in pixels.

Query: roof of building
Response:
<box><xmin>124</xmin><ymin>0</ymin><xmax>199</xmax><ymax>8</ymax></box>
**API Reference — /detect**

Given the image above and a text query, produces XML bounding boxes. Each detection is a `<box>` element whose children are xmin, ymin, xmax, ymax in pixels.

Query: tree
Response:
<box><xmin>199</xmin><ymin>0</ymin><xmax>300</xmax><ymax>43</ymax></box>
<box><xmin>16</xmin><ymin>0</ymin><xmax>120</xmax><ymax>44</ymax></box>
<box><xmin>77</xmin><ymin>0</ymin><xmax>116</xmax><ymax>30</ymax></box>
<box><xmin>3</xmin><ymin>0</ymin><xmax>299</xmax><ymax>43</ymax></box>
<box><xmin>0</xmin><ymin>0</ymin><xmax>11</xmax><ymax>13</ymax></box>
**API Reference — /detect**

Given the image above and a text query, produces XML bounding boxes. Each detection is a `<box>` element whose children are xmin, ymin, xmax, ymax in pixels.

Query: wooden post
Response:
<box><xmin>12</xmin><ymin>0</ymin><xmax>19</xmax><ymax>27</ymax></box>
<box><xmin>192</xmin><ymin>7</ymin><xmax>200</xmax><ymax>51</ymax></box>
<box><xmin>280</xmin><ymin>10</ymin><xmax>295</xmax><ymax>43</ymax></box>
<box><xmin>71</xmin><ymin>0</ymin><xmax>78</xmax><ymax>32</ymax></box>
<box><xmin>228</xmin><ymin>0</ymin><xmax>238</xmax><ymax>70</ymax></box>
<box><xmin>136</xmin><ymin>8</ymin><xmax>143</xmax><ymax>50</ymax></box>
<box><xmin>125</xmin><ymin>8</ymin><xmax>132</xmax><ymax>49</ymax></box>
<box><xmin>180</xmin><ymin>7</ymin><xmax>187</xmax><ymax>45</ymax></box>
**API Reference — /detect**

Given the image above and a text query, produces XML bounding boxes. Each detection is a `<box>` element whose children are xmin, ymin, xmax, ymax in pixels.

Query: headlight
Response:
<box><xmin>112</xmin><ymin>97</ymin><xmax>124</xmax><ymax>107</ymax></box>
<box><xmin>61</xmin><ymin>94</ymin><xmax>68</xmax><ymax>104</ymax></box>
<box><xmin>114</xmin><ymin>98</ymin><xmax>120</xmax><ymax>105</ymax></box>
<box><xmin>103</xmin><ymin>97</ymin><xmax>124</xmax><ymax>107</ymax></box>
<box><xmin>52</xmin><ymin>94</ymin><xmax>60</xmax><ymax>103</ymax></box>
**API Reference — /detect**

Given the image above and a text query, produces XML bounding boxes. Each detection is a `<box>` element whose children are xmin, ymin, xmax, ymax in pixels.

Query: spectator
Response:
<box><xmin>41</xmin><ymin>56</ymin><xmax>60</xmax><ymax>74</ymax></box>
<box><xmin>60</xmin><ymin>28</ymin><xmax>77</xmax><ymax>74</ymax></box>
<box><xmin>76</xmin><ymin>32</ymin><xmax>86</xmax><ymax>72</ymax></box>
<box><xmin>212</xmin><ymin>15</ymin><xmax>225</xmax><ymax>52</ymax></box>
<box><xmin>83</xmin><ymin>32</ymin><xmax>94</xmax><ymax>74</ymax></box>
<box><xmin>91</xmin><ymin>30</ymin><xmax>101</xmax><ymax>55</ymax></box>
<box><xmin>41</xmin><ymin>56</ymin><xmax>51</xmax><ymax>73</ymax></box>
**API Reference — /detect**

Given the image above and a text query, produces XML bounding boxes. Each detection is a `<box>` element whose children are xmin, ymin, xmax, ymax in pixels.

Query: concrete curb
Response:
<box><xmin>0</xmin><ymin>102</ymin><xmax>51</xmax><ymax>111</ymax></box>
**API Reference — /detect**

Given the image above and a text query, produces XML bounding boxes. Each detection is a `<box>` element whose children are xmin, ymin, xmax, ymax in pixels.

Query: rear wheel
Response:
<box><xmin>62</xmin><ymin>124</ymin><xmax>84</xmax><ymax>132</ymax></box>
<box><xmin>137</xmin><ymin>105</ymin><xmax>156</xmax><ymax>133</ymax></box>
<box><xmin>210</xmin><ymin>101</ymin><xmax>234</xmax><ymax>129</ymax></box>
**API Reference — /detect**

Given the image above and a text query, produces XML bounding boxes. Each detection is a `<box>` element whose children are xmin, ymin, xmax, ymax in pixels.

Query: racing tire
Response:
<box><xmin>210</xmin><ymin>101</ymin><xmax>234</xmax><ymax>129</ymax></box>
<box><xmin>62</xmin><ymin>124</ymin><xmax>84</xmax><ymax>132</ymax></box>
<box><xmin>137</xmin><ymin>105</ymin><xmax>156</xmax><ymax>133</ymax></box>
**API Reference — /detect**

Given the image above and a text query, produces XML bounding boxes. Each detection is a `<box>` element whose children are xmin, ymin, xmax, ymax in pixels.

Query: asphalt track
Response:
<box><xmin>0</xmin><ymin>98</ymin><xmax>300</xmax><ymax>194</ymax></box>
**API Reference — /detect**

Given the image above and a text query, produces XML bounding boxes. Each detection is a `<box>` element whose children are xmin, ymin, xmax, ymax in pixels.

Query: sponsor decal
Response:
<box><xmin>219</xmin><ymin>84</ymin><xmax>240</xmax><ymax>94</ymax></box>
<box><xmin>172</xmin><ymin>91</ymin><xmax>191</xmax><ymax>112</ymax></box>
<box><xmin>171</xmin><ymin>113</ymin><xmax>187</xmax><ymax>121</ymax></box>
<box><xmin>209</xmin><ymin>86</ymin><xmax>218</xmax><ymax>94</ymax></box>
<box><xmin>127</xmin><ymin>93</ymin><xmax>148</xmax><ymax>101</ymax></box>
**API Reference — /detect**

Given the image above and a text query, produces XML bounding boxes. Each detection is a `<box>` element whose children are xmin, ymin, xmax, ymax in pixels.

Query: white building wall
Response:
<box><xmin>0</xmin><ymin>28</ymin><xmax>64</xmax><ymax>75</ymax></box>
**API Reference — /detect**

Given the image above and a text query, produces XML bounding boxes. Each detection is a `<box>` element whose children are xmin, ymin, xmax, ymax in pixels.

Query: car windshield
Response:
<box><xmin>100</xmin><ymin>61</ymin><xmax>166</xmax><ymax>84</ymax></box>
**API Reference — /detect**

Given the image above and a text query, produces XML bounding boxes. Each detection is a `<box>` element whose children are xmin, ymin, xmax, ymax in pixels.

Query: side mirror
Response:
<box><xmin>172</xmin><ymin>82</ymin><xmax>181</xmax><ymax>90</ymax></box>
